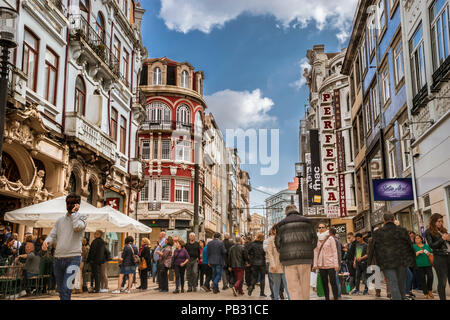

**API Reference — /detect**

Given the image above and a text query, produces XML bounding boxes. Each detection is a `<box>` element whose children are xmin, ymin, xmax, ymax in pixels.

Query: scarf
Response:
<box><xmin>317</xmin><ymin>230</ymin><xmax>330</xmax><ymax>241</ymax></box>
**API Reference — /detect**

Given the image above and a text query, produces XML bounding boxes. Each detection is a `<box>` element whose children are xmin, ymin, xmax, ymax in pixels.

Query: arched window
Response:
<box><xmin>80</xmin><ymin>0</ymin><xmax>90</xmax><ymax>23</ymax></box>
<box><xmin>87</xmin><ymin>180</ymin><xmax>94</xmax><ymax>204</ymax></box>
<box><xmin>153</xmin><ymin>67</ymin><xmax>161</xmax><ymax>85</ymax></box>
<box><xmin>181</xmin><ymin>70</ymin><xmax>189</xmax><ymax>88</ymax></box>
<box><xmin>95</xmin><ymin>12</ymin><xmax>105</xmax><ymax>42</ymax></box>
<box><xmin>194</xmin><ymin>111</ymin><xmax>202</xmax><ymax>134</ymax></box>
<box><xmin>69</xmin><ymin>172</ymin><xmax>77</xmax><ymax>193</ymax></box>
<box><xmin>149</xmin><ymin>101</ymin><xmax>171</xmax><ymax>128</ymax></box>
<box><xmin>177</xmin><ymin>104</ymin><xmax>191</xmax><ymax>127</ymax></box>
<box><xmin>1</xmin><ymin>152</ymin><xmax>20</xmax><ymax>182</ymax></box>
<box><xmin>75</xmin><ymin>76</ymin><xmax>86</xmax><ymax>115</ymax></box>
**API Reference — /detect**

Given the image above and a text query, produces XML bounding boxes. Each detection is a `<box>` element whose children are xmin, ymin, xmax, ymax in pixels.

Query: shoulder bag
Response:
<box><xmin>129</xmin><ymin>245</ymin><xmax>141</xmax><ymax>265</ymax></box>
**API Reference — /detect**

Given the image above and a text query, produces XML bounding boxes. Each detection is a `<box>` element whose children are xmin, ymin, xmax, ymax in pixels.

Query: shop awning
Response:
<box><xmin>4</xmin><ymin>196</ymin><xmax>152</xmax><ymax>234</ymax></box>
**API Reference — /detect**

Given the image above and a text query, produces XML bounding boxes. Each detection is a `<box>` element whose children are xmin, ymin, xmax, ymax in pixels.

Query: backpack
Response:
<box><xmin>129</xmin><ymin>245</ymin><xmax>140</xmax><ymax>265</ymax></box>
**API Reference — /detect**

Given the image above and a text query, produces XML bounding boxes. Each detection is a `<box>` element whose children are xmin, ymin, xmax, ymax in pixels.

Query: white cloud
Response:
<box><xmin>290</xmin><ymin>57</ymin><xmax>311</xmax><ymax>90</ymax></box>
<box><xmin>159</xmin><ymin>0</ymin><xmax>358</xmax><ymax>43</ymax></box>
<box><xmin>205</xmin><ymin>89</ymin><xmax>276</xmax><ymax>129</ymax></box>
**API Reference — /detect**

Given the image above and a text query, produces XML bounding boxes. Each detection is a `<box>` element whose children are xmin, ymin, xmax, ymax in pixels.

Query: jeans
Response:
<box><xmin>384</xmin><ymin>267</ymin><xmax>407</xmax><ymax>300</ymax></box>
<box><xmin>267</xmin><ymin>263</ymin><xmax>274</xmax><ymax>298</ymax></box>
<box><xmin>416</xmin><ymin>266</ymin><xmax>434</xmax><ymax>295</ymax></box>
<box><xmin>270</xmin><ymin>273</ymin><xmax>289</xmax><ymax>300</ymax></box>
<box><xmin>354</xmin><ymin>262</ymin><xmax>368</xmax><ymax>292</ymax></box>
<box><xmin>232</xmin><ymin>267</ymin><xmax>245</xmax><ymax>294</ymax></box>
<box><xmin>152</xmin><ymin>262</ymin><xmax>158</xmax><ymax>281</ymax></box>
<box><xmin>250</xmin><ymin>265</ymin><xmax>266</xmax><ymax>294</ymax></box>
<box><xmin>174</xmin><ymin>265</ymin><xmax>186</xmax><ymax>290</ymax></box>
<box><xmin>54</xmin><ymin>256</ymin><xmax>82</xmax><ymax>300</ymax></box>
<box><xmin>406</xmin><ymin>267</ymin><xmax>413</xmax><ymax>294</ymax></box>
<box><xmin>186</xmin><ymin>259</ymin><xmax>198</xmax><ymax>289</ymax></box>
<box><xmin>319</xmin><ymin>269</ymin><xmax>339</xmax><ymax>300</ymax></box>
<box><xmin>211</xmin><ymin>264</ymin><xmax>223</xmax><ymax>290</ymax></box>
<box><xmin>222</xmin><ymin>266</ymin><xmax>233</xmax><ymax>288</ymax></box>
<box><xmin>335</xmin><ymin>271</ymin><xmax>342</xmax><ymax>297</ymax></box>
<box><xmin>434</xmin><ymin>254</ymin><xmax>450</xmax><ymax>300</ymax></box>
<box><xmin>244</xmin><ymin>266</ymin><xmax>252</xmax><ymax>286</ymax></box>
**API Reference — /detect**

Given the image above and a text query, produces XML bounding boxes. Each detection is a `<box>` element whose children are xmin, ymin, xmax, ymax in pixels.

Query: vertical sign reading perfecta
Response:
<box><xmin>334</xmin><ymin>89</ymin><xmax>347</xmax><ymax>217</ymax></box>
<box><xmin>321</xmin><ymin>92</ymin><xmax>339</xmax><ymax>218</ymax></box>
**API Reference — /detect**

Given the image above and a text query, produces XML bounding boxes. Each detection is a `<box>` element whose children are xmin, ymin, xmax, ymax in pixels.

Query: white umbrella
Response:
<box><xmin>4</xmin><ymin>196</ymin><xmax>152</xmax><ymax>234</ymax></box>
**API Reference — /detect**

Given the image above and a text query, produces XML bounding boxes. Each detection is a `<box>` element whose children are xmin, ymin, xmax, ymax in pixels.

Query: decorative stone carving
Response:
<box><xmin>0</xmin><ymin>169</ymin><xmax>51</xmax><ymax>204</ymax></box>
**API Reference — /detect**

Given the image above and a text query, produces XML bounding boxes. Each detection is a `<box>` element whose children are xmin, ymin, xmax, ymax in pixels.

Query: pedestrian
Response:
<box><xmin>152</xmin><ymin>241</ymin><xmax>160</xmax><ymax>284</ymax></box>
<box><xmin>198</xmin><ymin>240</ymin><xmax>206</xmax><ymax>288</ymax></box>
<box><xmin>11</xmin><ymin>233</ymin><xmax>21</xmax><ymax>255</ymax></box>
<box><xmin>3</xmin><ymin>226</ymin><xmax>11</xmax><ymax>244</ymax></box>
<box><xmin>263</xmin><ymin>231</ymin><xmax>274</xmax><ymax>299</ymax></box>
<box><xmin>200</xmin><ymin>239</ymin><xmax>213</xmax><ymax>292</ymax></box>
<box><xmin>267</xmin><ymin>224</ymin><xmax>289</xmax><ymax>300</ymax></box>
<box><xmin>228</xmin><ymin>236</ymin><xmax>247</xmax><ymax>296</ymax></box>
<box><xmin>172</xmin><ymin>239</ymin><xmax>190</xmax><ymax>293</ymax></box>
<box><xmin>41</xmin><ymin>193</ymin><xmax>87</xmax><ymax>300</ymax></box>
<box><xmin>243</xmin><ymin>235</ymin><xmax>253</xmax><ymax>288</ymax></box>
<box><xmin>329</xmin><ymin>227</ymin><xmax>343</xmax><ymax>299</ymax></box>
<box><xmin>86</xmin><ymin>230</ymin><xmax>107</xmax><ymax>293</ymax></box>
<box><xmin>15</xmin><ymin>242</ymin><xmax>40</xmax><ymax>295</ymax></box>
<box><xmin>275</xmin><ymin>204</ymin><xmax>317</xmax><ymax>300</ymax></box>
<box><xmin>0</xmin><ymin>236</ymin><xmax>16</xmax><ymax>260</ymax></box>
<box><xmin>413</xmin><ymin>234</ymin><xmax>434</xmax><ymax>299</ymax></box>
<box><xmin>185</xmin><ymin>232</ymin><xmax>200</xmax><ymax>292</ymax></box>
<box><xmin>138</xmin><ymin>237</ymin><xmax>151</xmax><ymax>290</ymax></box>
<box><xmin>222</xmin><ymin>233</ymin><xmax>234</xmax><ymax>290</ymax></box>
<box><xmin>345</xmin><ymin>232</ymin><xmax>357</xmax><ymax>290</ymax></box>
<box><xmin>207</xmin><ymin>232</ymin><xmax>226</xmax><ymax>294</ymax></box>
<box><xmin>100</xmin><ymin>242</ymin><xmax>110</xmax><ymax>293</ymax></box>
<box><xmin>247</xmin><ymin>232</ymin><xmax>267</xmax><ymax>297</ymax></box>
<box><xmin>367</xmin><ymin>228</ymin><xmax>382</xmax><ymax>298</ymax></box>
<box><xmin>313</xmin><ymin>223</ymin><xmax>339</xmax><ymax>300</ymax></box>
<box><xmin>112</xmin><ymin>236</ymin><xmax>139</xmax><ymax>294</ymax></box>
<box><xmin>424</xmin><ymin>213</ymin><xmax>450</xmax><ymax>300</ymax></box>
<box><xmin>351</xmin><ymin>233</ymin><xmax>369</xmax><ymax>295</ymax></box>
<box><xmin>367</xmin><ymin>213</ymin><xmax>416</xmax><ymax>300</ymax></box>
<box><xmin>73</xmin><ymin>237</ymin><xmax>89</xmax><ymax>294</ymax></box>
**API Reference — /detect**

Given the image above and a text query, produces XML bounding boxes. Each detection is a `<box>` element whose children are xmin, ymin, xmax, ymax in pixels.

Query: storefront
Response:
<box><xmin>331</xmin><ymin>218</ymin><xmax>354</xmax><ymax>244</ymax></box>
<box><xmin>104</xmin><ymin>187</ymin><xmax>125</xmax><ymax>258</ymax></box>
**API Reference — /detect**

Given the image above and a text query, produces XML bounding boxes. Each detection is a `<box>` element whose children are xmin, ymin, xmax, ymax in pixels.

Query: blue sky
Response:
<box><xmin>140</xmin><ymin>0</ymin><xmax>357</xmax><ymax>216</ymax></box>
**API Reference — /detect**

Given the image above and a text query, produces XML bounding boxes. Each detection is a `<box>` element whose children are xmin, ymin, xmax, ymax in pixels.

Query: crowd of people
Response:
<box><xmin>1</xmin><ymin>194</ymin><xmax>449</xmax><ymax>301</ymax></box>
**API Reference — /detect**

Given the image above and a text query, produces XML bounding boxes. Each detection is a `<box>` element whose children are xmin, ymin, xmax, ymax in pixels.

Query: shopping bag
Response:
<box><xmin>316</xmin><ymin>273</ymin><xmax>325</xmax><ymax>297</ymax></box>
<box><xmin>310</xmin><ymin>271</ymin><xmax>317</xmax><ymax>288</ymax></box>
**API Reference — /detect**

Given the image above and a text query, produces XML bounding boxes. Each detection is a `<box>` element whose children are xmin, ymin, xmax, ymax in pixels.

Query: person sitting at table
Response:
<box><xmin>0</xmin><ymin>237</ymin><xmax>16</xmax><ymax>260</ymax></box>
<box><xmin>15</xmin><ymin>242</ymin><xmax>41</xmax><ymax>295</ymax></box>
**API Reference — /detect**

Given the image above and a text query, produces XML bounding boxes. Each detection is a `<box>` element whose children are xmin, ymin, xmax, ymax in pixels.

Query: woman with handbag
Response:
<box><xmin>312</xmin><ymin>223</ymin><xmax>339</xmax><ymax>300</ymax></box>
<box><xmin>157</xmin><ymin>236</ymin><xmax>174</xmax><ymax>293</ymax></box>
<box><xmin>138</xmin><ymin>238</ymin><xmax>151</xmax><ymax>290</ymax></box>
<box><xmin>425</xmin><ymin>213</ymin><xmax>450</xmax><ymax>300</ymax></box>
<box><xmin>413</xmin><ymin>234</ymin><xmax>434</xmax><ymax>299</ymax></box>
<box><xmin>172</xmin><ymin>240</ymin><xmax>190</xmax><ymax>293</ymax></box>
<box><xmin>112</xmin><ymin>236</ymin><xmax>139</xmax><ymax>294</ymax></box>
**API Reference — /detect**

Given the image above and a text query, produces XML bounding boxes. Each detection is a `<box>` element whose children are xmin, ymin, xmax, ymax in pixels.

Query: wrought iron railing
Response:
<box><xmin>69</xmin><ymin>14</ymin><xmax>120</xmax><ymax>77</ymax></box>
<box><xmin>411</xmin><ymin>84</ymin><xmax>428</xmax><ymax>114</ymax></box>
<box><xmin>148</xmin><ymin>202</ymin><xmax>161</xmax><ymax>211</ymax></box>
<box><xmin>139</xmin><ymin>120</ymin><xmax>194</xmax><ymax>134</ymax></box>
<box><xmin>432</xmin><ymin>55</ymin><xmax>450</xmax><ymax>90</ymax></box>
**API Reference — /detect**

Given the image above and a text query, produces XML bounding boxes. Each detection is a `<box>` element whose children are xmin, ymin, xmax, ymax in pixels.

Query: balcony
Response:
<box><xmin>139</xmin><ymin>120</ymin><xmax>195</xmax><ymax>134</ymax></box>
<box><xmin>148</xmin><ymin>202</ymin><xmax>162</xmax><ymax>211</ymax></box>
<box><xmin>65</xmin><ymin>112</ymin><xmax>116</xmax><ymax>162</ymax></box>
<box><xmin>431</xmin><ymin>56</ymin><xmax>450</xmax><ymax>92</ymax></box>
<box><xmin>69</xmin><ymin>14</ymin><xmax>120</xmax><ymax>86</ymax></box>
<box><xmin>411</xmin><ymin>84</ymin><xmax>429</xmax><ymax>115</ymax></box>
<box><xmin>7</xmin><ymin>67</ymin><xmax>27</xmax><ymax>106</ymax></box>
<box><xmin>129</xmin><ymin>159</ymin><xmax>144</xmax><ymax>180</ymax></box>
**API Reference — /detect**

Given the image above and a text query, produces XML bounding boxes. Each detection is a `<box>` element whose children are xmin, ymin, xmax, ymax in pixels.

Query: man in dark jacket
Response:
<box><xmin>207</xmin><ymin>233</ymin><xmax>226</xmax><ymax>294</ymax></box>
<box><xmin>275</xmin><ymin>204</ymin><xmax>317</xmax><ymax>300</ymax></box>
<box><xmin>243</xmin><ymin>235</ymin><xmax>253</xmax><ymax>287</ymax></box>
<box><xmin>351</xmin><ymin>233</ymin><xmax>369</xmax><ymax>295</ymax></box>
<box><xmin>367</xmin><ymin>213</ymin><xmax>416</xmax><ymax>300</ymax></box>
<box><xmin>345</xmin><ymin>232</ymin><xmax>357</xmax><ymax>290</ymax></box>
<box><xmin>227</xmin><ymin>236</ymin><xmax>247</xmax><ymax>296</ymax></box>
<box><xmin>87</xmin><ymin>230</ymin><xmax>107</xmax><ymax>293</ymax></box>
<box><xmin>222</xmin><ymin>233</ymin><xmax>234</xmax><ymax>290</ymax></box>
<box><xmin>247</xmin><ymin>232</ymin><xmax>266</xmax><ymax>297</ymax></box>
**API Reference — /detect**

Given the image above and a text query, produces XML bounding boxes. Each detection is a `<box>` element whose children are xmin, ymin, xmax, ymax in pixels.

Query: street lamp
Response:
<box><xmin>295</xmin><ymin>162</ymin><xmax>305</xmax><ymax>215</ymax></box>
<box><xmin>0</xmin><ymin>7</ymin><xmax>18</xmax><ymax>171</ymax></box>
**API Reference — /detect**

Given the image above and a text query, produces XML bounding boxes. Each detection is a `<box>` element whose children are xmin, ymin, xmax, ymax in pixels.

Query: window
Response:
<box><xmin>387</xmin><ymin>139</ymin><xmax>397</xmax><ymax>178</ymax></box>
<box><xmin>358</xmin><ymin>111</ymin><xmax>364</xmax><ymax>147</ymax></box>
<box><xmin>177</xmin><ymin>104</ymin><xmax>191</xmax><ymax>126</ymax></box>
<box><xmin>176</xmin><ymin>140</ymin><xmax>191</xmax><ymax>162</ymax></box>
<box><xmin>23</xmin><ymin>29</ymin><xmax>39</xmax><ymax>92</ymax></box>
<box><xmin>75</xmin><ymin>76</ymin><xmax>86</xmax><ymax>115</ymax></box>
<box><xmin>161</xmin><ymin>179</ymin><xmax>170</xmax><ymax>201</ymax></box>
<box><xmin>162</xmin><ymin>140</ymin><xmax>171</xmax><ymax>160</ymax></box>
<box><xmin>371</xmin><ymin>82</ymin><xmax>380</xmax><ymax>119</ymax></box>
<box><xmin>175</xmin><ymin>180</ymin><xmax>190</xmax><ymax>202</ymax></box>
<box><xmin>360</xmin><ymin>35</ymin><xmax>367</xmax><ymax>75</ymax></box>
<box><xmin>368</xmin><ymin>21</ymin><xmax>376</xmax><ymax>56</ymax></box>
<box><xmin>364</xmin><ymin>101</ymin><xmax>372</xmax><ymax>134</ymax></box>
<box><xmin>149</xmin><ymin>101</ymin><xmax>171</xmax><ymax>126</ymax></box>
<box><xmin>80</xmin><ymin>0</ymin><xmax>90</xmax><ymax>22</ymax></box>
<box><xmin>95</xmin><ymin>13</ymin><xmax>105</xmax><ymax>42</ymax></box>
<box><xmin>378</xmin><ymin>0</ymin><xmax>386</xmax><ymax>37</ymax></box>
<box><xmin>399</xmin><ymin>121</ymin><xmax>411</xmax><ymax>170</ymax></box>
<box><xmin>44</xmin><ymin>47</ymin><xmax>58</xmax><ymax>105</ymax></box>
<box><xmin>120</xmin><ymin>116</ymin><xmax>127</xmax><ymax>154</ymax></box>
<box><xmin>353</xmin><ymin>121</ymin><xmax>359</xmax><ymax>155</ymax></box>
<box><xmin>141</xmin><ymin>140</ymin><xmax>150</xmax><ymax>159</ymax></box>
<box><xmin>153</xmin><ymin>67</ymin><xmax>162</xmax><ymax>85</ymax></box>
<box><xmin>381</xmin><ymin>64</ymin><xmax>391</xmax><ymax>105</ymax></box>
<box><xmin>122</xmin><ymin>0</ymin><xmax>129</xmax><ymax>18</ymax></box>
<box><xmin>122</xmin><ymin>49</ymin><xmax>130</xmax><ymax>86</ymax></box>
<box><xmin>140</xmin><ymin>180</ymin><xmax>149</xmax><ymax>202</ymax></box>
<box><xmin>393</xmin><ymin>40</ymin><xmax>405</xmax><ymax>86</ymax></box>
<box><xmin>410</xmin><ymin>23</ymin><xmax>427</xmax><ymax>95</ymax></box>
<box><xmin>181</xmin><ymin>70</ymin><xmax>189</xmax><ymax>88</ymax></box>
<box><xmin>113</xmin><ymin>36</ymin><xmax>121</xmax><ymax>66</ymax></box>
<box><xmin>111</xmin><ymin>108</ymin><xmax>118</xmax><ymax>140</ymax></box>
<box><xmin>153</xmin><ymin>139</ymin><xmax>158</xmax><ymax>159</ymax></box>
<box><xmin>430</xmin><ymin>0</ymin><xmax>450</xmax><ymax>71</ymax></box>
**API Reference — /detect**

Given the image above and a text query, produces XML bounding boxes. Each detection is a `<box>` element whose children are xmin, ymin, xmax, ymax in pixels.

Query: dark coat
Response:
<box><xmin>206</xmin><ymin>239</ymin><xmax>226</xmax><ymax>266</ymax></box>
<box><xmin>185</xmin><ymin>241</ymin><xmax>200</xmax><ymax>260</ymax></box>
<box><xmin>228</xmin><ymin>244</ymin><xmax>247</xmax><ymax>268</ymax></box>
<box><xmin>346</xmin><ymin>240</ymin><xmax>357</xmax><ymax>264</ymax></box>
<box><xmin>248</xmin><ymin>241</ymin><xmax>266</xmax><ymax>266</ymax></box>
<box><xmin>223</xmin><ymin>239</ymin><xmax>234</xmax><ymax>267</ymax></box>
<box><xmin>367</xmin><ymin>222</ymin><xmax>416</xmax><ymax>269</ymax></box>
<box><xmin>122</xmin><ymin>244</ymin><xmax>139</xmax><ymax>267</ymax></box>
<box><xmin>139</xmin><ymin>245</ymin><xmax>151</xmax><ymax>267</ymax></box>
<box><xmin>275</xmin><ymin>211</ymin><xmax>318</xmax><ymax>266</ymax></box>
<box><xmin>0</xmin><ymin>244</ymin><xmax>13</xmax><ymax>259</ymax></box>
<box><xmin>425</xmin><ymin>229</ymin><xmax>449</xmax><ymax>256</ymax></box>
<box><xmin>87</xmin><ymin>238</ymin><xmax>107</xmax><ymax>265</ymax></box>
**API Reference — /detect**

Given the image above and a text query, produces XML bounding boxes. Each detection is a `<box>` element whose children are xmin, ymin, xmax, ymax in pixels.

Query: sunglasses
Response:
<box><xmin>318</xmin><ymin>226</ymin><xmax>326</xmax><ymax>229</ymax></box>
